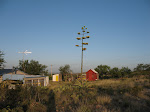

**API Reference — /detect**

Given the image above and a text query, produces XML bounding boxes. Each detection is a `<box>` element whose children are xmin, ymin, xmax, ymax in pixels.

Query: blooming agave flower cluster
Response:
<box><xmin>75</xmin><ymin>26</ymin><xmax>90</xmax><ymax>81</ymax></box>
<box><xmin>75</xmin><ymin>26</ymin><xmax>90</xmax><ymax>50</ymax></box>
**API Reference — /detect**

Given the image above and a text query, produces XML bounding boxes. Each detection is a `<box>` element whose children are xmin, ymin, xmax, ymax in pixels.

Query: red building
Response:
<box><xmin>86</xmin><ymin>69</ymin><xmax>99</xmax><ymax>81</ymax></box>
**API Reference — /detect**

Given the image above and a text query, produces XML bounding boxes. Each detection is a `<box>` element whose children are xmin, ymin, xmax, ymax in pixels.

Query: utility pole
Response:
<box><xmin>51</xmin><ymin>64</ymin><xmax>53</xmax><ymax>76</ymax></box>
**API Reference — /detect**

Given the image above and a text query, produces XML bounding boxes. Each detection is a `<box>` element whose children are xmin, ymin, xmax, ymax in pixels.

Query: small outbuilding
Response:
<box><xmin>86</xmin><ymin>69</ymin><xmax>99</xmax><ymax>81</ymax></box>
<box><xmin>0</xmin><ymin>69</ymin><xmax>28</xmax><ymax>83</ymax></box>
<box><xmin>52</xmin><ymin>74</ymin><xmax>62</xmax><ymax>81</ymax></box>
<box><xmin>2</xmin><ymin>74</ymin><xmax>49</xmax><ymax>86</ymax></box>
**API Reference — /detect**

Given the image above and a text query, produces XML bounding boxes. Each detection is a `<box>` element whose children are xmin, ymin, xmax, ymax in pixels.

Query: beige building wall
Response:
<box><xmin>8</xmin><ymin>70</ymin><xmax>28</xmax><ymax>75</ymax></box>
<box><xmin>0</xmin><ymin>76</ymin><xmax>2</xmax><ymax>83</ymax></box>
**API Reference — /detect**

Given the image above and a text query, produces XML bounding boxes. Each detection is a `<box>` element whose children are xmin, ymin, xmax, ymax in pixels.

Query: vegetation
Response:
<box><xmin>134</xmin><ymin>64</ymin><xmax>150</xmax><ymax>71</ymax></box>
<box><xmin>0</xmin><ymin>74</ymin><xmax>149</xmax><ymax>112</ymax></box>
<box><xmin>120</xmin><ymin>67</ymin><xmax>131</xmax><ymax>77</ymax></box>
<box><xmin>95</xmin><ymin>65</ymin><xmax>133</xmax><ymax>79</ymax></box>
<box><xmin>18</xmin><ymin>60</ymin><xmax>48</xmax><ymax>75</ymax></box>
<box><xmin>0</xmin><ymin>51</ymin><xmax>5</xmax><ymax>69</ymax></box>
<box><xmin>95</xmin><ymin>65</ymin><xmax>110</xmax><ymax>76</ymax></box>
<box><xmin>59</xmin><ymin>64</ymin><xmax>72</xmax><ymax>81</ymax></box>
<box><xmin>0</xmin><ymin>64</ymin><xmax>150</xmax><ymax>112</ymax></box>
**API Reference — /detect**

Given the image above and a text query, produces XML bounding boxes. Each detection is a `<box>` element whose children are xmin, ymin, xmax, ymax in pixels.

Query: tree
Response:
<box><xmin>59</xmin><ymin>64</ymin><xmax>72</xmax><ymax>81</ymax></box>
<box><xmin>95</xmin><ymin>65</ymin><xmax>110</xmax><ymax>77</ymax></box>
<box><xmin>19</xmin><ymin>60</ymin><xmax>48</xmax><ymax>75</ymax></box>
<box><xmin>134</xmin><ymin>64</ymin><xmax>150</xmax><ymax>71</ymax></box>
<box><xmin>144</xmin><ymin>64</ymin><xmax>150</xmax><ymax>71</ymax></box>
<box><xmin>0</xmin><ymin>51</ymin><xmax>5</xmax><ymax>69</ymax></box>
<box><xmin>120</xmin><ymin>67</ymin><xmax>131</xmax><ymax>77</ymax></box>
<box><xmin>110</xmin><ymin>67</ymin><xmax>122</xmax><ymax>78</ymax></box>
<box><xmin>134</xmin><ymin>64</ymin><xmax>144</xmax><ymax>71</ymax></box>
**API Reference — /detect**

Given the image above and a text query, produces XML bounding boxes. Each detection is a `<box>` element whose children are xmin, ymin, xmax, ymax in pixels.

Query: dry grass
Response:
<box><xmin>50</xmin><ymin>76</ymin><xmax>150</xmax><ymax>112</ymax></box>
<box><xmin>48</xmin><ymin>81</ymin><xmax>70</xmax><ymax>89</ymax></box>
<box><xmin>88</xmin><ymin>78</ymin><xmax>121</xmax><ymax>87</ymax></box>
<box><xmin>96</xmin><ymin>95</ymin><xmax>112</xmax><ymax>105</ymax></box>
<box><xmin>0</xmin><ymin>75</ymin><xmax>149</xmax><ymax>112</ymax></box>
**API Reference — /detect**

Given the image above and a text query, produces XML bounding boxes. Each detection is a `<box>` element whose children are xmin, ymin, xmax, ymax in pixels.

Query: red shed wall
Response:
<box><xmin>86</xmin><ymin>70</ymin><xmax>98</xmax><ymax>81</ymax></box>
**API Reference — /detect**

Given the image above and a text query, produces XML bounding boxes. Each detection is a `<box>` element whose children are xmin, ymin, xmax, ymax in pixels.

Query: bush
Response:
<box><xmin>75</xmin><ymin>104</ymin><xmax>92</xmax><ymax>112</ymax></box>
<box><xmin>96</xmin><ymin>95</ymin><xmax>112</xmax><ymax>105</ymax></box>
<box><xmin>0</xmin><ymin>76</ymin><xmax>149</xmax><ymax>112</ymax></box>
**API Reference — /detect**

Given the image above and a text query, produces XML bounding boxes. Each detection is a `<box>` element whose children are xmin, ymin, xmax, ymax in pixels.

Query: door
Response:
<box><xmin>89</xmin><ymin>73</ymin><xmax>93</xmax><ymax>81</ymax></box>
<box><xmin>56</xmin><ymin>75</ymin><xmax>58</xmax><ymax>81</ymax></box>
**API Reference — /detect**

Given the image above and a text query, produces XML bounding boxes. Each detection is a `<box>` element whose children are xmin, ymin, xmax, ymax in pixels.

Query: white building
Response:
<box><xmin>3</xmin><ymin>74</ymin><xmax>49</xmax><ymax>86</ymax></box>
<box><xmin>52</xmin><ymin>74</ymin><xmax>62</xmax><ymax>81</ymax></box>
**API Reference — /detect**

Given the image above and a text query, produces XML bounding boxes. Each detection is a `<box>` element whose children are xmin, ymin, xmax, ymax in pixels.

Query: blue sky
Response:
<box><xmin>0</xmin><ymin>0</ymin><xmax>150</xmax><ymax>73</ymax></box>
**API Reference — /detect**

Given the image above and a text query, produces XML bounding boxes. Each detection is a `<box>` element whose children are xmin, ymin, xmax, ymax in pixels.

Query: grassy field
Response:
<box><xmin>0</xmin><ymin>75</ymin><xmax>150</xmax><ymax>112</ymax></box>
<box><xmin>52</xmin><ymin>75</ymin><xmax>150</xmax><ymax>112</ymax></box>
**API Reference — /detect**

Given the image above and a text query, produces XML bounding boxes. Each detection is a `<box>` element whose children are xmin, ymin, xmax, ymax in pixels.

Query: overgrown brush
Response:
<box><xmin>0</xmin><ymin>75</ymin><xmax>149</xmax><ymax>112</ymax></box>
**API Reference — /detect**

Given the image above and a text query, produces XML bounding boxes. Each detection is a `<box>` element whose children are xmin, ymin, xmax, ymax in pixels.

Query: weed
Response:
<box><xmin>0</xmin><ymin>75</ymin><xmax>150</xmax><ymax>112</ymax></box>
<box><xmin>75</xmin><ymin>104</ymin><xmax>92</xmax><ymax>112</ymax></box>
<box><xmin>96</xmin><ymin>95</ymin><xmax>112</xmax><ymax>105</ymax></box>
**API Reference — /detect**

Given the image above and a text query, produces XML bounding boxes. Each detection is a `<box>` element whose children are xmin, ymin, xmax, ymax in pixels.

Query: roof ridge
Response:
<box><xmin>91</xmin><ymin>69</ymin><xmax>98</xmax><ymax>73</ymax></box>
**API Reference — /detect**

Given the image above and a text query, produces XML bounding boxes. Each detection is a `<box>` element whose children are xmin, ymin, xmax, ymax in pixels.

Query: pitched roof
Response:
<box><xmin>0</xmin><ymin>69</ymin><xmax>13</xmax><ymax>76</ymax></box>
<box><xmin>91</xmin><ymin>69</ymin><xmax>98</xmax><ymax>74</ymax></box>
<box><xmin>0</xmin><ymin>69</ymin><xmax>28</xmax><ymax>76</ymax></box>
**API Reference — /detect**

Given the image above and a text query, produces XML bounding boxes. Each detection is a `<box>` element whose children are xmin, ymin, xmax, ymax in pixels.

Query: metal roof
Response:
<box><xmin>2</xmin><ymin>74</ymin><xmax>47</xmax><ymax>81</ymax></box>
<box><xmin>0</xmin><ymin>69</ymin><xmax>28</xmax><ymax>76</ymax></box>
<box><xmin>0</xmin><ymin>69</ymin><xmax>13</xmax><ymax>76</ymax></box>
<box><xmin>91</xmin><ymin>69</ymin><xmax>98</xmax><ymax>74</ymax></box>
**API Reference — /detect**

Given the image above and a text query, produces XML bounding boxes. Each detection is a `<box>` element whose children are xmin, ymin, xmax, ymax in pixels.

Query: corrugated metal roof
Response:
<box><xmin>3</xmin><ymin>74</ymin><xmax>25</xmax><ymax>81</ymax></box>
<box><xmin>2</xmin><ymin>74</ymin><xmax>47</xmax><ymax>81</ymax></box>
